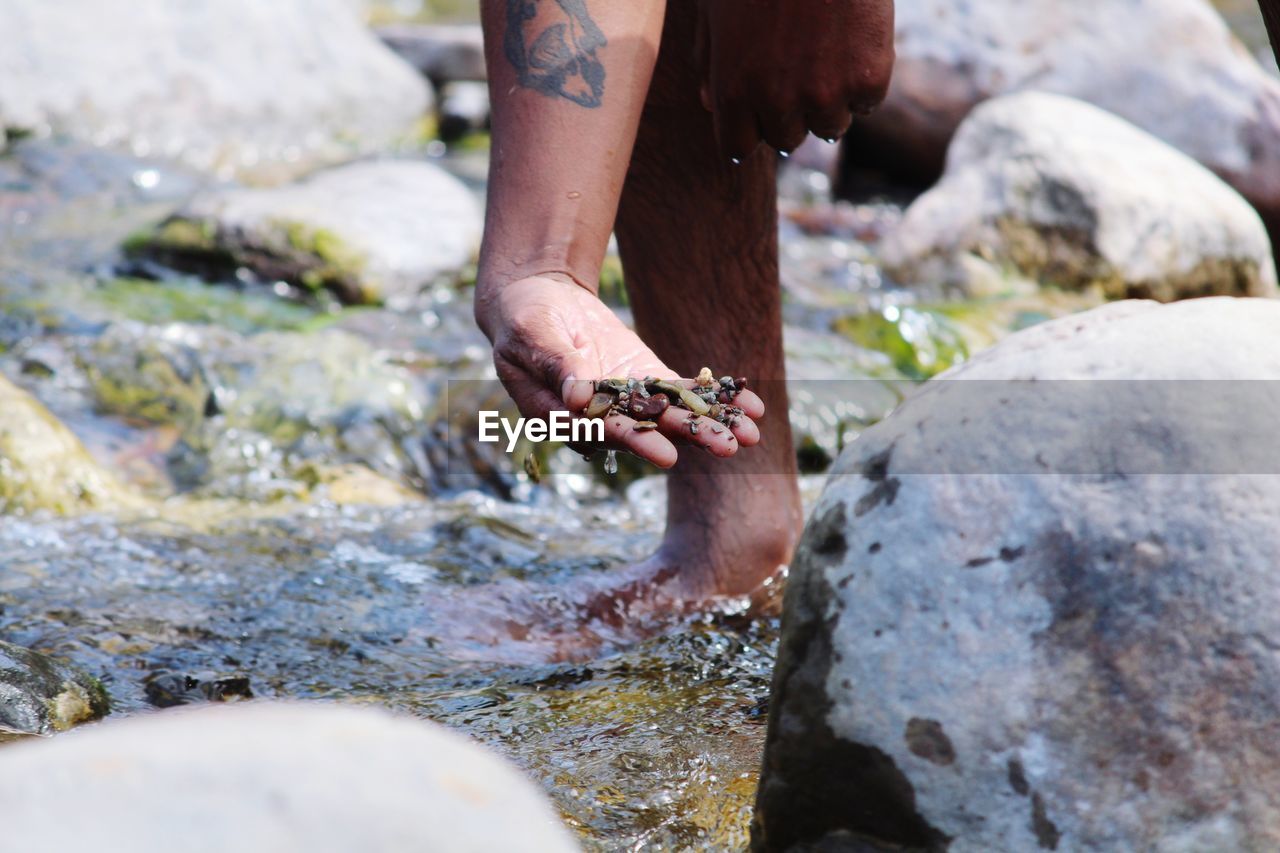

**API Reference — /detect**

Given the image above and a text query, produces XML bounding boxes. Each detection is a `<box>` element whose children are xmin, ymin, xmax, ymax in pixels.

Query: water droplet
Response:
<box><xmin>729</xmin><ymin>157</ymin><xmax>741</xmax><ymax>166</ymax></box>
<box><xmin>779</xmin><ymin>150</ymin><xmax>790</xmax><ymax>159</ymax></box>
<box><xmin>604</xmin><ymin>450</ymin><xmax>618</xmax><ymax>475</ymax></box>
<box><xmin>567</xmin><ymin>190</ymin><xmax>582</xmax><ymax>200</ymax></box>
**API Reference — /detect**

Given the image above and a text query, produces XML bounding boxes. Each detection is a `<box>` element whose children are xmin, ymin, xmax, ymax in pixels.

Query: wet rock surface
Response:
<box><xmin>129</xmin><ymin>160</ymin><xmax>482</xmax><ymax>305</ymax></box>
<box><xmin>0</xmin><ymin>703</ymin><xmax>580</xmax><ymax>852</ymax></box>
<box><xmin>843</xmin><ymin>0</ymin><xmax>1280</xmax><ymax>240</ymax></box>
<box><xmin>0</xmin><ymin>640</ymin><xmax>109</xmax><ymax>736</ymax></box>
<box><xmin>756</xmin><ymin>297</ymin><xmax>1280</xmax><ymax>852</ymax></box>
<box><xmin>0</xmin><ymin>373</ymin><xmax>138</xmax><ymax>515</ymax></box>
<box><xmin>881</xmin><ymin>93</ymin><xmax>1277</xmax><ymax>301</ymax></box>
<box><xmin>0</xmin><ymin>0</ymin><xmax>431</xmax><ymax>181</ymax></box>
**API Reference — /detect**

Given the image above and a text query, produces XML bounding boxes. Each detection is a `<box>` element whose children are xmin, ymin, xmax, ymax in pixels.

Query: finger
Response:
<box><xmin>805</xmin><ymin>105</ymin><xmax>854</xmax><ymax>143</ymax></box>
<box><xmin>733</xmin><ymin>388</ymin><xmax>765</xmax><ymax>419</ymax></box>
<box><xmin>602</xmin><ymin>414</ymin><xmax>679</xmax><ymax>468</ymax></box>
<box><xmin>561</xmin><ymin>377</ymin><xmax>597</xmax><ymax>412</ymax></box>
<box><xmin>728</xmin><ymin>414</ymin><xmax>760</xmax><ymax>447</ymax></box>
<box><xmin>756</xmin><ymin>110</ymin><xmax>808</xmax><ymax>156</ymax></box>
<box><xmin>653</xmin><ymin>406</ymin><xmax>742</xmax><ymax>457</ymax></box>
<box><xmin>714</xmin><ymin>100</ymin><xmax>761</xmax><ymax>164</ymax></box>
<box><xmin>569</xmin><ymin>414</ymin><xmax>679</xmax><ymax>468</ymax></box>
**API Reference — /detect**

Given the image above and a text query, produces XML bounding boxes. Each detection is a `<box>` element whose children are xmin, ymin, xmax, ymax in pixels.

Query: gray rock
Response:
<box><xmin>0</xmin><ymin>0</ymin><xmax>431</xmax><ymax>181</ymax></box>
<box><xmin>0</xmin><ymin>641</ymin><xmax>109</xmax><ymax>737</ymax></box>
<box><xmin>0</xmin><ymin>702</ymin><xmax>580</xmax><ymax>853</ymax></box>
<box><xmin>377</xmin><ymin>23</ymin><xmax>487</xmax><ymax>84</ymax></box>
<box><xmin>755</xmin><ymin>297</ymin><xmax>1280</xmax><ymax>852</ymax></box>
<box><xmin>130</xmin><ymin>160</ymin><xmax>482</xmax><ymax>305</ymax></box>
<box><xmin>841</xmin><ymin>0</ymin><xmax>1280</xmax><ymax>241</ymax></box>
<box><xmin>880</xmin><ymin>92</ymin><xmax>1277</xmax><ymax>301</ymax></box>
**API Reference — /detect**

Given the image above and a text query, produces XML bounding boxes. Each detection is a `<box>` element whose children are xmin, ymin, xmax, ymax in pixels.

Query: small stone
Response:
<box><xmin>629</xmin><ymin>394</ymin><xmax>670</xmax><ymax>419</ymax></box>
<box><xmin>584</xmin><ymin>392</ymin><xmax>614</xmax><ymax>419</ymax></box>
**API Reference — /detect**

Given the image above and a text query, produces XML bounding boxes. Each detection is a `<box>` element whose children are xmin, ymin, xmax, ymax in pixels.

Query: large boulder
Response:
<box><xmin>0</xmin><ymin>702</ymin><xmax>579</xmax><ymax>852</ymax></box>
<box><xmin>0</xmin><ymin>0</ymin><xmax>431</xmax><ymax>181</ymax></box>
<box><xmin>754</xmin><ymin>297</ymin><xmax>1280</xmax><ymax>851</ymax></box>
<box><xmin>0</xmin><ymin>373</ymin><xmax>138</xmax><ymax>515</ymax></box>
<box><xmin>840</xmin><ymin>0</ymin><xmax>1280</xmax><ymax>243</ymax></box>
<box><xmin>128</xmin><ymin>160</ymin><xmax>481</xmax><ymax>305</ymax></box>
<box><xmin>880</xmin><ymin>92</ymin><xmax>1278</xmax><ymax>301</ymax></box>
<box><xmin>0</xmin><ymin>641</ymin><xmax>109</xmax><ymax>737</ymax></box>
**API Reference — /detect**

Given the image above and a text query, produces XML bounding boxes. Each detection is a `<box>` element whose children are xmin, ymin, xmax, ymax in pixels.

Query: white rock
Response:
<box><xmin>0</xmin><ymin>0</ymin><xmax>431</xmax><ymax>181</ymax></box>
<box><xmin>755</xmin><ymin>297</ymin><xmax>1280</xmax><ymax>852</ymax></box>
<box><xmin>0</xmin><ymin>702</ymin><xmax>579</xmax><ymax>853</ymax></box>
<box><xmin>142</xmin><ymin>160</ymin><xmax>482</xmax><ymax>304</ymax></box>
<box><xmin>881</xmin><ymin>92</ymin><xmax>1277</xmax><ymax>301</ymax></box>
<box><xmin>845</xmin><ymin>0</ymin><xmax>1280</xmax><ymax>233</ymax></box>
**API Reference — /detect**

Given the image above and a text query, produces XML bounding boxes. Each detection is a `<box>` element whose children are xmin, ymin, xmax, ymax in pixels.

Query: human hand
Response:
<box><xmin>696</xmin><ymin>0</ymin><xmax>895</xmax><ymax>161</ymax></box>
<box><xmin>474</xmin><ymin>275</ymin><xmax>763</xmax><ymax>468</ymax></box>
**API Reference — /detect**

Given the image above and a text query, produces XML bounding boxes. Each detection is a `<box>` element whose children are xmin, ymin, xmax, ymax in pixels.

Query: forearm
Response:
<box><xmin>477</xmin><ymin>0</ymin><xmax>666</xmax><ymax>299</ymax></box>
<box><xmin>1262</xmin><ymin>0</ymin><xmax>1280</xmax><ymax>66</ymax></box>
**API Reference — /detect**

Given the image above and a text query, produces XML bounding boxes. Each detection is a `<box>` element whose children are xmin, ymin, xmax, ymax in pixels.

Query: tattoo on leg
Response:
<box><xmin>504</xmin><ymin>0</ymin><xmax>607</xmax><ymax>108</ymax></box>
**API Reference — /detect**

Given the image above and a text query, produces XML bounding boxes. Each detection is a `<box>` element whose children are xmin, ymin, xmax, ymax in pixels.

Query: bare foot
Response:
<box><xmin>421</xmin><ymin>475</ymin><xmax>802</xmax><ymax>664</ymax></box>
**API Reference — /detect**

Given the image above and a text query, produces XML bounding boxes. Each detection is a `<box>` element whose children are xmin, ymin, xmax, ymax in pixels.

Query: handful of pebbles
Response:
<box><xmin>581</xmin><ymin>367</ymin><xmax>747</xmax><ymax>435</ymax></box>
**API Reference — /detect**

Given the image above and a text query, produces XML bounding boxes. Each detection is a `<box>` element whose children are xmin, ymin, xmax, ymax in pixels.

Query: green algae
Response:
<box><xmin>92</xmin><ymin>277</ymin><xmax>336</xmax><ymax>335</ymax></box>
<box><xmin>835</xmin><ymin>306</ymin><xmax>969</xmax><ymax>380</ymax></box>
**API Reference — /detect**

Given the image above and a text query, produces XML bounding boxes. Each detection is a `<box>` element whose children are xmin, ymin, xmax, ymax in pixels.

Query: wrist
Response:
<box><xmin>473</xmin><ymin>268</ymin><xmax>598</xmax><ymax>341</ymax></box>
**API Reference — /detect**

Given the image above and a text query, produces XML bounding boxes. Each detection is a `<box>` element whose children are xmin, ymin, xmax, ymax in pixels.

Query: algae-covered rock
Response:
<box><xmin>129</xmin><ymin>160</ymin><xmax>481</xmax><ymax>305</ymax></box>
<box><xmin>0</xmin><ymin>703</ymin><xmax>580</xmax><ymax>853</ymax></box>
<box><xmin>76</xmin><ymin>321</ymin><xmax>432</xmax><ymax>501</ymax></box>
<box><xmin>0</xmin><ymin>0</ymin><xmax>431</xmax><ymax>181</ymax></box>
<box><xmin>0</xmin><ymin>640</ymin><xmax>109</xmax><ymax>736</ymax></box>
<box><xmin>0</xmin><ymin>373</ymin><xmax>135</xmax><ymax>515</ymax></box>
<box><xmin>881</xmin><ymin>93</ymin><xmax>1278</xmax><ymax>301</ymax></box>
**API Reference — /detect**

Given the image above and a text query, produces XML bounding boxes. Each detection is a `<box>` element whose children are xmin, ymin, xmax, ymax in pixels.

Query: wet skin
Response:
<box><xmin>473</xmin><ymin>0</ymin><xmax>893</xmax><ymax>645</ymax></box>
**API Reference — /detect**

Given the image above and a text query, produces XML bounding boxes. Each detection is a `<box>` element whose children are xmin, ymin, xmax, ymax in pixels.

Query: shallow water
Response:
<box><xmin>0</xmin><ymin>484</ymin><xmax>795</xmax><ymax>850</ymax></box>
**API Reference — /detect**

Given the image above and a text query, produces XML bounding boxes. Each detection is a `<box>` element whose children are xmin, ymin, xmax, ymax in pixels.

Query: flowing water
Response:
<box><xmin>3</xmin><ymin>4</ymin><xmax>1229</xmax><ymax>832</ymax></box>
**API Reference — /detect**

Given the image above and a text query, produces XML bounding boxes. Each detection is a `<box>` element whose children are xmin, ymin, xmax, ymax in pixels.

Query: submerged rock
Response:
<box><xmin>0</xmin><ymin>0</ymin><xmax>431</xmax><ymax>181</ymax></box>
<box><xmin>0</xmin><ymin>640</ymin><xmax>109</xmax><ymax>736</ymax></box>
<box><xmin>129</xmin><ymin>160</ymin><xmax>481</xmax><ymax>305</ymax></box>
<box><xmin>79</xmin><ymin>322</ymin><xmax>432</xmax><ymax>500</ymax></box>
<box><xmin>881</xmin><ymin>93</ymin><xmax>1277</xmax><ymax>301</ymax></box>
<box><xmin>755</xmin><ymin>297</ymin><xmax>1280</xmax><ymax>851</ymax></box>
<box><xmin>0</xmin><ymin>373</ymin><xmax>137</xmax><ymax>515</ymax></box>
<box><xmin>0</xmin><ymin>703</ymin><xmax>580</xmax><ymax>852</ymax></box>
<box><xmin>841</xmin><ymin>0</ymin><xmax>1280</xmax><ymax>242</ymax></box>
